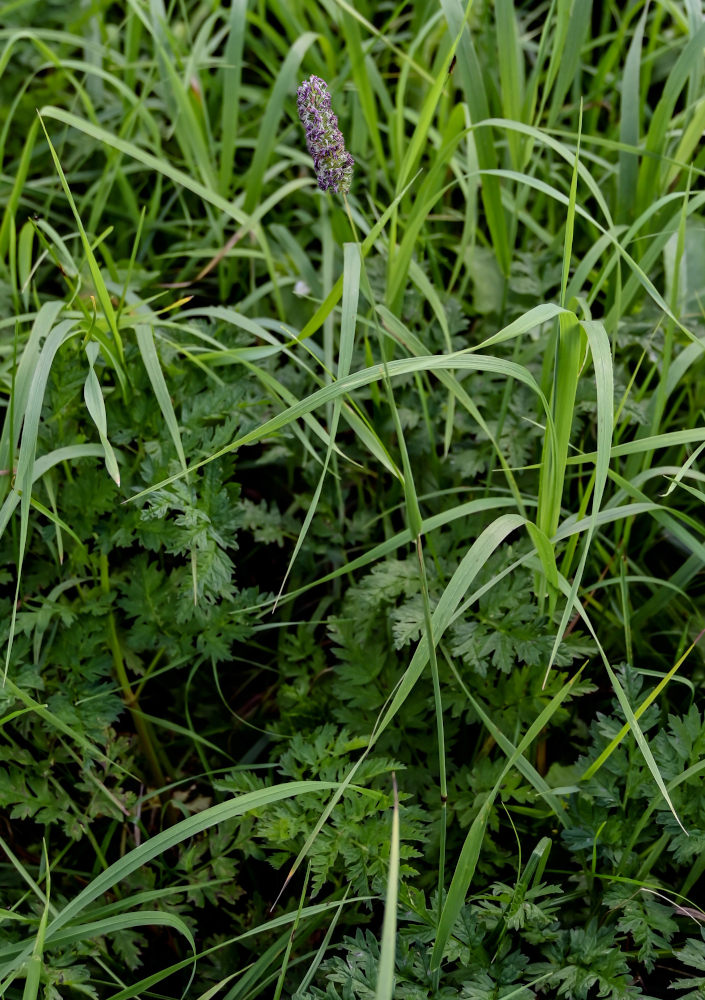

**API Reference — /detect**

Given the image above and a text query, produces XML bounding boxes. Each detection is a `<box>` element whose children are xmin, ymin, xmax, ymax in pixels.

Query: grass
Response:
<box><xmin>1</xmin><ymin>1</ymin><xmax>705</xmax><ymax>998</ymax></box>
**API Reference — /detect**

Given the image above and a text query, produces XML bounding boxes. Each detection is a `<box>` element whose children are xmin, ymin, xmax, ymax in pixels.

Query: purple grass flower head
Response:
<box><xmin>297</xmin><ymin>75</ymin><xmax>354</xmax><ymax>195</ymax></box>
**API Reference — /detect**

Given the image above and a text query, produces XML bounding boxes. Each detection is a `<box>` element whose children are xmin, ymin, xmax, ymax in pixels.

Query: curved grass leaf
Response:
<box><xmin>0</xmin><ymin>781</ymin><xmax>349</xmax><ymax>984</ymax></box>
<box><xmin>126</xmin><ymin>352</ymin><xmax>554</xmax><ymax>504</ymax></box>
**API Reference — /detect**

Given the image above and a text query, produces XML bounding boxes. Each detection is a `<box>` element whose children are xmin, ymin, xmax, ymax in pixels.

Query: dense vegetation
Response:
<box><xmin>2</xmin><ymin>1</ymin><xmax>705</xmax><ymax>997</ymax></box>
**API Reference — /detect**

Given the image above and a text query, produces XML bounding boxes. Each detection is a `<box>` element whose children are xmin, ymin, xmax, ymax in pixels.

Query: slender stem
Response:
<box><xmin>134</xmin><ymin>648</ymin><xmax>165</xmax><ymax>700</ymax></box>
<box><xmin>344</xmin><ymin>190</ymin><xmax>447</xmax><ymax>943</ymax></box>
<box><xmin>99</xmin><ymin>552</ymin><xmax>166</xmax><ymax>788</ymax></box>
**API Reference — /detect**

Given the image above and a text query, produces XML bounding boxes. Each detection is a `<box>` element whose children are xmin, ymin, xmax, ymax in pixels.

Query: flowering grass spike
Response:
<box><xmin>296</xmin><ymin>75</ymin><xmax>354</xmax><ymax>195</ymax></box>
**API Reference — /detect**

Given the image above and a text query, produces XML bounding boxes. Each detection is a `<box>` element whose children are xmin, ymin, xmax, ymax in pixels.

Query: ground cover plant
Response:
<box><xmin>1</xmin><ymin>0</ymin><xmax>705</xmax><ymax>996</ymax></box>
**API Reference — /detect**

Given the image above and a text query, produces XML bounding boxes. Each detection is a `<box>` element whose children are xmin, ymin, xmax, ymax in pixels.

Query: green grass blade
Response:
<box><xmin>97</xmin><ymin>896</ymin><xmax>369</xmax><ymax>1000</ymax></box>
<box><xmin>134</xmin><ymin>324</ymin><xmax>187</xmax><ymax>471</ymax></box>
<box><xmin>548</xmin><ymin>554</ymin><xmax>687</xmax><ymax>837</ymax></box>
<box><xmin>544</xmin><ymin>318</ymin><xmax>613</xmax><ymax>682</ymax></box>
<box><xmin>442</xmin><ymin>648</ymin><xmax>567</xmax><ymax>824</ymax></box>
<box><xmin>375</xmin><ymin>774</ymin><xmax>400</xmax><ymax>1000</ymax></box>
<box><xmin>495</xmin><ymin>0</ymin><xmax>524</xmax><ymax>167</ymax></box>
<box><xmin>294</xmin><ymin>888</ymin><xmax>351</xmax><ymax>996</ymax></box>
<box><xmin>22</xmin><ymin>842</ymin><xmax>50</xmax><ymax>1000</ymax></box>
<box><xmin>546</xmin><ymin>0</ymin><xmax>592</xmax><ymax>128</ymax></box>
<box><xmin>0</xmin><ymin>116</ymin><xmax>40</xmax><ymax>262</ymax></box>
<box><xmin>617</xmin><ymin>6</ymin><xmax>647</xmax><ymax>222</ymax></box>
<box><xmin>439</xmin><ymin>0</ymin><xmax>511</xmax><ymax>275</ymax></box>
<box><xmin>431</xmin><ymin>670</ymin><xmax>581</xmax><ymax>971</ymax></box>
<box><xmin>38</xmin><ymin>115</ymin><xmax>124</xmax><ymax>371</ymax></box>
<box><xmin>5</xmin><ymin>319</ymin><xmax>79</xmax><ymax>677</ymax></box>
<box><xmin>395</xmin><ymin>10</ymin><xmax>467</xmax><ymax>193</ymax></box>
<box><xmin>39</xmin><ymin>105</ymin><xmax>250</xmax><ymax>227</ymax></box>
<box><xmin>0</xmin><ymin>301</ymin><xmax>63</xmax><ymax>493</ymax></box>
<box><xmin>272</xmin><ymin>863</ymin><xmax>311</xmax><ymax>1000</ymax></box>
<box><xmin>537</xmin><ymin>310</ymin><xmax>582</xmax><ymax>540</ymax></box>
<box><xmin>126</xmin><ymin>352</ymin><xmax>553</xmax><ymax>503</ymax></box>
<box><xmin>0</xmin><ymin>780</ymin><xmax>348</xmax><ymax>983</ymax></box>
<box><xmin>294</xmin><ymin>170</ymin><xmax>421</xmax><ymax>345</ymax></box>
<box><xmin>340</xmin><ymin>7</ymin><xmax>386</xmax><ymax>173</ymax></box>
<box><xmin>0</xmin><ymin>444</ymin><xmax>105</xmax><ymax>538</ymax></box>
<box><xmin>582</xmin><ymin>633</ymin><xmax>702</xmax><ymax>783</ymax></box>
<box><xmin>219</xmin><ymin>0</ymin><xmax>249</xmax><ymax>194</ymax></box>
<box><xmin>243</xmin><ymin>32</ymin><xmax>316</xmax><ymax>215</ymax></box>
<box><xmin>83</xmin><ymin>342</ymin><xmax>121</xmax><ymax>485</ymax></box>
<box><xmin>635</xmin><ymin>20</ymin><xmax>705</xmax><ymax>218</ymax></box>
<box><xmin>268</xmin><ymin>513</ymin><xmax>527</xmax><ymax>906</ymax></box>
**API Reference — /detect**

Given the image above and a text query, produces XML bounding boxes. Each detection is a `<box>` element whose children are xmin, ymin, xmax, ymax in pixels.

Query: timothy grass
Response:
<box><xmin>1</xmin><ymin>1</ymin><xmax>705</xmax><ymax>998</ymax></box>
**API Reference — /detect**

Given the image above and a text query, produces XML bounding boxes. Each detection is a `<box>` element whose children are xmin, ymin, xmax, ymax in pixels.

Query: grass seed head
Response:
<box><xmin>296</xmin><ymin>75</ymin><xmax>354</xmax><ymax>195</ymax></box>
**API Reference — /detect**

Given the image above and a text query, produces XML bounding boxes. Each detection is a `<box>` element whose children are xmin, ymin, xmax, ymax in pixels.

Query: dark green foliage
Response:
<box><xmin>1</xmin><ymin>1</ymin><xmax>705</xmax><ymax>999</ymax></box>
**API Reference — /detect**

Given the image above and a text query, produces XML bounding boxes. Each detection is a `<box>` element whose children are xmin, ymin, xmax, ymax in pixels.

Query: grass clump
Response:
<box><xmin>1</xmin><ymin>1</ymin><xmax>705</xmax><ymax>998</ymax></box>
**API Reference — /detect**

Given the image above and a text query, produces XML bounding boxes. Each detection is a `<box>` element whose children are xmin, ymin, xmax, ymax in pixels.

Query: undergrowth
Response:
<box><xmin>1</xmin><ymin>1</ymin><xmax>705</xmax><ymax>998</ymax></box>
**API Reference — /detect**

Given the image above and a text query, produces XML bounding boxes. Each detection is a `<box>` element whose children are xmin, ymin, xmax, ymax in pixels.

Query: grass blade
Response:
<box><xmin>134</xmin><ymin>324</ymin><xmax>187</xmax><ymax>471</ymax></box>
<box><xmin>375</xmin><ymin>774</ymin><xmax>400</xmax><ymax>1000</ymax></box>
<box><xmin>83</xmin><ymin>342</ymin><xmax>121</xmax><ymax>485</ymax></box>
<box><xmin>431</xmin><ymin>670</ymin><xmax>582</xmax><ymax>971</ymax></box>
